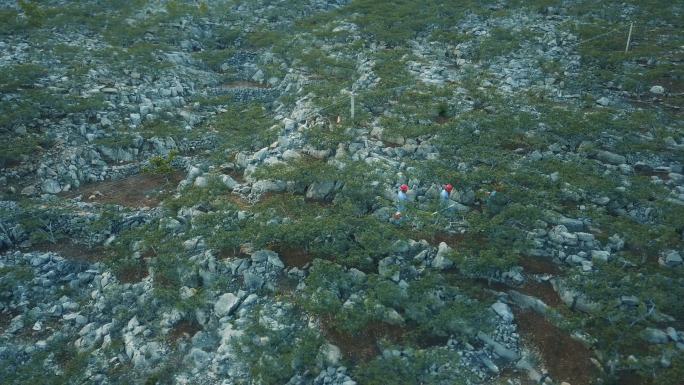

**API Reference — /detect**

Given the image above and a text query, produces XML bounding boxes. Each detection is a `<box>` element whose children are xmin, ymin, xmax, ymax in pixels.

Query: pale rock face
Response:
<box><xmin>660</xmin><ymin>250</ymin><xmax>683</xmax><ymax>268</ymax></box>
<box><xmin>596</xmin><ymin>96</ymin><xmax>610</xmax><ymax>106</ymax></box>
<box><xmin>649</xmin><ymin>85</ymin><xmax>665</xmax><ymax>94</ymax></box>
<box><xmin>491</xmin><ymin>301</ymin><xmax>514</xmax><ymax>322</ymax></box>
<box><xmin>431</xmin><ymin>242</ymin><xmax>454</xmax><ymax>270</ymax></box>
<box><xmin>42</xmin><ymin>179</ymin><xmax>61</xmax><ymax>194</ymax></box>
<box><xmin>214</xmin><ymin>293</ymin><xmax>240</xmax><ymax>317</ymax></box>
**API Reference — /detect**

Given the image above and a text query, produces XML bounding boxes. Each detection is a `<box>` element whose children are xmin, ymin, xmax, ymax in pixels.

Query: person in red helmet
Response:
<box><xmin>432</xmin><ymin>183</ymin><xmax>456</xmax><ymax>216</ymax></box>
<box><xmin>394</xmin><ymin>184</ymin><xmax>409</xmax><ymax>220</ymax></box>
<box><xmin>440</xmin><ymin>183</ymin><xmax>453</xmax><ymax>203</ymax></box>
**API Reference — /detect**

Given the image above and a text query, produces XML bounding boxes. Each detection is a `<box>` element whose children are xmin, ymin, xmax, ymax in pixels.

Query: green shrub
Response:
<box><xmin>233</xmin><ymin>305</ymin><xmax>324</xmax><ymax>385</ymax></box>
<box><xmin>0</xmin><ymin>134</ymin><xmax>51</xmax><ymax>167</ymax></box>
<box><xmin>143</xmin><ymin>150</ymin><xmax>179</xmax><ymax>181</ymax></box>
<box><xmin>200</xmin><ymin>102</ymin><xmax>277</xmax><ymax>151</ymax></box>
<box><xmin>0</xmin><ymin>63</ymin><xmax>47</xmax><ymax>91</ymax></box>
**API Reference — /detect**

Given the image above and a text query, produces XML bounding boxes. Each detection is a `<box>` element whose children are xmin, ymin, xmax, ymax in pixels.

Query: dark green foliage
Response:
<box><xmin>233</xmin><ymin>305</ymin><xmax>324</xmax><ymax>385</ymax></box>
<box><xmin>356</xmin><ymin>348</ymin><xmax>472</xmax><ymax>385</ymax></box>
<box><xmin>0</xmin><ymin>133</ymin><xmax>52</xmax><ymax>167</ymax></box>
<box><xmin>0</xmin><ymin>63</ymin><xmax>47</xmax><ymax>91</ymax></box>
<box><xmin>0</xmin><ymin>333</ymin><xmax>90</xmax><ymax>385</ymax></box>
<box><xmin>143</xmin><ymin>150</ymin><xmax>179</xmax><ymax>182</ymax></box>
<box><xmin>201</xmin><ymin>102</ymin><xmax>277</xmax><ymax>151</ymax></box>
<box><xmin>342</xmin><ymin>0</ymin><xmax>481</xmax><ymax>47</ymax></box>
<box><xmin>472</xmin><ymin>27</ymin><xmax>526</xmax><ymax>61</ymax></box>
<box><xmin>18</xmin><ymin>0</ymin><xmax>45</xmax><ymax>28</ymax></box>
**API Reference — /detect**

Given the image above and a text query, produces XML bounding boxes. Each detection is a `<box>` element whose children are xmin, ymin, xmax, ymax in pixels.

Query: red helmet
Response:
<box><xmin>400</xmin><ymin>184</ymin><xmax>408</xmax><ymax>192</ymax></box>
<box><xmin>444</xmin><ymin>183</ymin><xmax>453</xmax><ymax>193</ymax></box>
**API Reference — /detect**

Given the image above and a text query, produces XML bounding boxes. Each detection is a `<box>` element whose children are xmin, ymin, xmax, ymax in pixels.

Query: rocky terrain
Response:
<box><xmin>1</xmin><ymin>1</ymin><xmax>682</xmax><ymax>384</ymax></box>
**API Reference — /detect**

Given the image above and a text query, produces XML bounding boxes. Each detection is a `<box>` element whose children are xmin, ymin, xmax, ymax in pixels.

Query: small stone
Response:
<box><xmin>193</xmin><ymin>176</ymin><xmax>208</xmax><ymax>188</ymax></box>
<box><xmin>665</xmin><ymin>327</ymin><xmax>679</xmax><ymax>342</ymax></box>
<box><xmin>649</xmin><ymin>85</ymin><xmax>665</xmax><ymax>95</ymax></box>
<box><xmin>130</xmin><ymin>113</ymin><xmax>141</xmax><ymax>126</ymax></box>
<box><xmin>319</xmin><ymin>343</ymin><xmax>342</xmax><ymax>366</ymax></box>
<box><xmin>596</xmin><ymin>97</ymin><xmax>610</xmax><ymax>106</ymax></box>
<box><xmin>21</xmin><ymin>185</ymin><xmax>36</xmax><ymax>196</ymax></box>
<box><xmin>620</xmin><ymin>296</ymin><xmax>639</xmax><ymax>307</ymax></box>
<box><xmin>591</xmin><ymin>250</ymin><xmax>611</xmax><ymax>262</ymax></box>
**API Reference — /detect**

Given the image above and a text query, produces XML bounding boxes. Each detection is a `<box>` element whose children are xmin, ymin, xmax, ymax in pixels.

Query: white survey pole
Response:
<box><xmin>350</xmin><ymin>91</ymin><xmax>355</xmax><ymax>121</ymax></box>
<box><xmin>625</xmin><ymin>22</ymin><xmax>633</xmax><ymax>53</ymax></box>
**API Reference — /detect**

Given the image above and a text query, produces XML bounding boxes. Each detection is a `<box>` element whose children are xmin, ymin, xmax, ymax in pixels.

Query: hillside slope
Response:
<box><xmin>1</xmin><ymin>1</ymin><xmax>683</xmax><ymax>384</ymax></box>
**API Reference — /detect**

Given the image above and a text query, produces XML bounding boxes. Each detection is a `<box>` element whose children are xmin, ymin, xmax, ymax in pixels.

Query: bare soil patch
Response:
<box><xmin>433</xmin><ymin>115</ymin><xmax>450</xmax><ymax>125</ymax></box>
<box><xmin>518</xmin><ymin>280</ymin><xmax>562</xmax><ymax>307</ymax></box>
<box><xmin>424</xmin><ymin>231</ymin><xmax>469</xmax><ymax>249</ymax></box>
<box><xmin>273</xmin><ymin>246</ymin><xmax>314</xmax><ymax>268</ymax></box>
<box><xmin>30</xmin><ymin>241</ymin><xmax>107</xmax><ymax>263</ymax></box>
<box><xmin>63</xmin><ymin>171</ymin><xmax>183</xmax><ymax>207</ymax></box>
<box><xmin>321</xmin><ymin>319</ymin><xmax>407</xmax><ymax>364</ymax></box>
<box><xmin>0</xmin><ymin>310</ymin><xmax>19</xmax><ymax>334</ymax></box>
<box><xmin>116</xmin><ymin>260</ymin><xmax>148</xmax><ymax>283</ymax></box>
<box><xmin>614</xmin><ymin>370</ymin><xmax>655</xmax><ymax>385</ymax></box>
<box><xmin>217</xmin><ymin>246</ymin><xmax>249</xmax><ymax>260</ymax></box>
<box><xmin>634</xmin><ymin>168</ymin><xmax>671</xmax><ymax>181</ymax></box>
<box><xmin>226</xmin><ymin>169</ymin><xmax>245</xmax><ymax>184</ymax></box>
<box><xmin>169</xmin><ymin>319</ymin><xmax>201</xmax><ymax>342</ymax></box>
<box><xmin>515</xmin><ymin>310</ymin><xmax>597</xmax><ymax>385</ymax></box>
<box><xmin>495</xmin><ymin>369</ymin><xmax>537</xmax><ymax>385</ymax></box>
<box><xmin>381</xmin><ymin>140</ymin><xmax>403</xmax><ymax>148</ymax></box>
<box><xmin>519</xmin><ymin>256</ymin><xmax>560</xmax><ymax>275</ymax></box>
<box><xmin>221</xmin><ymin>81</ymin><xmax>271</xmax><ymax>89</ymax></box>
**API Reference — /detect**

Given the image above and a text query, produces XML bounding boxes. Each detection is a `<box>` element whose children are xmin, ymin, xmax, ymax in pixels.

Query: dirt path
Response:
<box><xmin>63</xmin><ymin>171</ymin><xmax>183</xmax><ymax>207</ymax></box>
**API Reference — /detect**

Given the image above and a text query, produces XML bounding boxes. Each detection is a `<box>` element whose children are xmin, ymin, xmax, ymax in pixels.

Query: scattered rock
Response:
<box><xmin>491</xmin><ymin>301</ymin><xmax>514</xmax><ymax>322</ymax></box>
<box><xmin>42</xmin><ymin>179</ymin><xmax>61</xmax><ymax>194</ymax></box>
<box><xmin>659</xmin><ymin>250</ymin><xmax>682</xmax><ymax>268</ymax></box>
<box><xmin>431</xmin><ymin>242</ymin><xmax>454</xmax><ymax>269</ymax></box>
<box><xmin>649</xmin><ymin>85</ymin><xmax>665</xmax><ymax>95</ymax></box>
<box><xmin>214</xmin><ymin>293</ymin><xmax>241</xmax><ymax>317</ymax></box>
<box><xmin>643</xmin><ymin>328</ymin><xmax>669</xmax><ymax>344</ymax></box>
<box><xmin>596</xmin><ymin>97</ymin><xmax>611</xmax><ymax>106</ymax></box>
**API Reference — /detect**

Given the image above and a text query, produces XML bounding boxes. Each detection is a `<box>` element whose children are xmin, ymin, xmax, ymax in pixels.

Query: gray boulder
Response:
<box><xmin>508</xmin><ymin>290</ymin><xmax>549</xmax><ymax>316</ymax></box>
<box><xmin>252</xmin><ymin>180</ymin><xmax>286</xmax><ymax>194</ymax></box>
<box><xmin>591</xmin><ymin>250</ymin><xmax>611</xmax><ymax>263</ymax></box>
<box><xmin>305</xmin><ymin>181</ymin><xmax>340</xmax><ymax>201</ymax></box>
<box><xmin>431</xmin><ymin>242</ymin><xmax>454</xmax><ymax>270</ymax></box>
<box><xmin>221</xmin><ymin>174</ymin><xmax>238</xmax><ymax>190</ymax></box>
<box><xmin>42</xmin><ymin>179</ymin><xmax>61</xmax><ymax>194</ymax></box>
<box><xmin>659</xmin><ymin>250</ymin><xmax>682</xmax><ymax>268</ymax></box>
<box><xmin>378</xmin><ymin>257</ymin><xmax>399</xmax><ymax>281</ymax></box>
<box><xmin>596</xmin><ymin>150</ymin><xmax>626</xmax><ymax>165</ymax></box>
<box><xmin>251</xmin><ymin>250</ymin><xmax>284</xmax><ymax>268</ymax></box>
<box><xmin>214</xmin><ymin>293</ymin><xmax>240</xmax><ymax>317</ymax></box>
<box><xmin>596</xmin><ymin>97</ymin><xmax>610</xmax><ymax>106</ymax></box>
<box><xmin>643</xmin><ymin>328</ymin><xmax>669</xmax><ymax>344</ymax></box>
<box><xmin>491</xmin><ymin>301</ymin><xmax>514</xmax><ymax>322</ymax></box>
<box><xmin>477</xmin><ymin>331</ymin><xmax>519</xmax><ymax>361</ymax></box>
<box><xmin>243</xmin><ymin>271</ymin><xmax>264</xmax><ymax>291</ymax></box>
<box><xmin>193</xmin><ymin>176</ymin><xmax>208</xmax><ymax>188</ymax></box>
<box><xmin>650</xmin><ymin>85</ymin><xmax>665</xmax><ymax>95</ymax></box>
